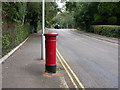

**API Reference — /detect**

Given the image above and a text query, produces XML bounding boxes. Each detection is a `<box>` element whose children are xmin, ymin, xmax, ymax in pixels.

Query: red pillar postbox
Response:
<box><xmin>44</xmin><ymin>32</ymin><xmax>58</xmax><ymax>73</ymax></box>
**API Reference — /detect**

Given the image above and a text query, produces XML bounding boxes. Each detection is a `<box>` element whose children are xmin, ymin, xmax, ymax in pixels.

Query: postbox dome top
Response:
<box><xmin>44</xmin><ymin>32</ymin><xmax>58</xmax><ymax>37</ymax></box>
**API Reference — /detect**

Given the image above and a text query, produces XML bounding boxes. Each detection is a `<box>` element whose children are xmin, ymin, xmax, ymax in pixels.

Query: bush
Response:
<box><xmin>2</xmin><ymin>22</ymin><xmax>31</xmax><ymax>56</ymax></box>
<box><xmin>107</xmin><ymin>16</ymin><xmax>117</xmax><ymax>24</ymax></box>
<box><xmin>90</xmin><ymin>25</ymin><xmax>120</xmax><ymax>38</ymax></box>
<box><xmin>37</xmin><ymin>22</ymin><xmax>42</xmax><ymax>31</ymax></box>
<box><xmin>94</xmin><ymin>14</ymin><xmax>103</xmax><ymax>24</ymax></box>
<box><xmin>16</xmin><ymin>23</ymin><xmax>31</xmax><ymax>45</ymax></box>
<box><xmin>2</xmin><ymin>33</ymin><xmax>12</xmax><ymax>55</ymax></box>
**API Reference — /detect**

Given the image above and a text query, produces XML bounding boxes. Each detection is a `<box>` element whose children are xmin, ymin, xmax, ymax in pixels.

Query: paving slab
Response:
<box><xmin>2</xmin><ymin>33</ymin><xmax>67</xmax><ymax>88</ymax></box>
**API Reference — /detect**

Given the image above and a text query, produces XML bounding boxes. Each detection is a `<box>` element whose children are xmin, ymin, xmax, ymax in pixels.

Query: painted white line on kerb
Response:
<box><xmin>0</xmin><ymin>37</ymin><xmax>29</xmax><ymax>64</ymax></box>
<box><xmin>0</xmin><ymin>64</ymin><xmax>2</xmax><ymax>90</ymax></box>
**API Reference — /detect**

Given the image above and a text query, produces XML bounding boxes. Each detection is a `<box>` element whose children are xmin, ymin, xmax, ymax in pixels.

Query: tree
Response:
<box><xmin>65</xmin><ymin>2</ymin><xmax>120</xmax><ymax>31</ymax></box>
<box><xmin>2</xmin><ymin>2</ymin><xmax>27</xmax><ymax>23</ymax></box>
<box><xmin>25</xmin><ymin>2</ymin><xmax>42</xmax><ymax>32</ymax></box>
<box><xmin>53</xmin><ymin>11</ymin><xmax>75</xmax><ymax>28</ymax></box>
<box><xmin>45</xmin><ymin>2</ymin><xmax>59</xmax><ymax>28</ymax></box>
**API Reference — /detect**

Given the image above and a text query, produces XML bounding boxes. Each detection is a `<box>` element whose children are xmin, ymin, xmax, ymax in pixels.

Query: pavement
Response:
<box><xmin>2</xmin><ymin>33</ymin><xmax>68</xmax><ymax>88</ymax></box>
<box><xmin>49</xmin><ymin>29</ymin><xmax>118</xmax><ymax>88</ymax></box>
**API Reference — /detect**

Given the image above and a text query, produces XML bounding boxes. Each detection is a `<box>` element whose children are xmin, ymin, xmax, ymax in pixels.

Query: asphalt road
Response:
<box><xmin>49</xmin><ymin>29</ymin><xmax>118</xmax><ymax>88</ymax></box>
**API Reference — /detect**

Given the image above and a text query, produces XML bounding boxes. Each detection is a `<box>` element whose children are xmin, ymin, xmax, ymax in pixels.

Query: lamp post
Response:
<box><xmin>41</xmin><ymin>0</ymin><xmax>45</xmax><ymax>60</ymax></box>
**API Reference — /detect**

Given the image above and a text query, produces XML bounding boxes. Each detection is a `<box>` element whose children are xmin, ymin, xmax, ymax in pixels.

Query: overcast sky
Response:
<box><xmin>56</xmin><ymin>0</ymin><xmax>65</xmax><ymax>8</ymax></box>
<box><xmin>56</xmin><ymin>0</ymin><xmax>66</xmax><ymax>12</ymax></box>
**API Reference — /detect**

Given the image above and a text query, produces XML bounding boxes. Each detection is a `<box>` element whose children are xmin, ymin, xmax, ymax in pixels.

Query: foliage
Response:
<box><xmin>2</xmin><ymin>2</ymin><xmax>59</xmax><ymax>56</ymax></box>
<box><xmin>94</xmin><ymin>14</ymin><xmax>104</xmax><ymax>24</ymax></box>
<box><xmin>90</xmin><ymin>25</ymin><xmax>120</xmax><ymax>38</ymax></box>
<box><xmin>53</xmin><ymin>11</ymin><xmax>75</xmax><ymax>28</ymax></box>
<box><xmin>2</xmin><ymin>23</ymin><xmax>31</xmax><ymax>56</ymax></box>
<box><xmin>2</xmin><ymin>33</ymin><xmax>12</xmax><ymax>54</ymax></box>
<box><xmin>65</xmin><ymin>2</ymin><xmax>120</xmax><ymax>29</ymax></box>
<box><xmin>66</xmin><ymin>2</ymin><xmax>99</xmax><ymax>29</ymax></box>
<box><xmin>25</xmin><ymin>2</ymin><xmax>42</xmax><ymax>32</ymax></box>
<box><xmin>65</xmin><ymin>2</ymin><xmax>120</xmax><ymax>38</ymax></box>
<box><xmin>2</xmin><ymin>2</ymin><xmax>43</xmax><ymax>32</ymax></box>
<box><xmin>98</xmin><ymin>3</ymin><xmax>117</xmax><ymax>16</ymax></box>
<box><xmin>16</xmin><ymin>23</ymin><xmax>31</xmax><ymax>44</ymax></box>
<box><xmin>2</xmin><ymin>2</ymin><xmax>27</xmax><ymax>23</ymax></box>
<box><xmin>45</xmin><ymin>2</ymin><xmax>59</xmax><ymax>28</ymax></box>
<box><xmin>37</xmin><ymin>21</ymin><xmax>42</xmax><ymax>31</ymax></box>
<box><xmin>107</xmin><ymin>16</ymin><xmax>117</xmax><ymax>24</ymax></box>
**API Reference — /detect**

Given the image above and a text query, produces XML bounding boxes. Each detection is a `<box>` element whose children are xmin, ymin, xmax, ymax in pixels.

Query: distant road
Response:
<box><xmin>49</xmin><ymin>29</ymin><xmax>118</xmax><ymax>88</ymax></box>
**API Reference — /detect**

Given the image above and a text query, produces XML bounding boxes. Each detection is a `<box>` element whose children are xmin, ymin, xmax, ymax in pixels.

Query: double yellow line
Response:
<box><xmin>56</xmin><ymin>49</ymin><xmax>85</xmax><ymax>90</ymax></box>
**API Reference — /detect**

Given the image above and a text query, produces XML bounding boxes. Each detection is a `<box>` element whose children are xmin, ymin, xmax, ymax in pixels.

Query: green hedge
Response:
<box><xmin>90</xmin><ymin>25</ymin><xmax>120</xmax><ymax>38</ymax></box>
<box><xmin>37</xmin><ymin>22</ymin><xmax>42</xmax><ymax>31</ymax></box>
<box><xmin>2</xmin><ymin>23</ymin><xmax>31</xmax><ymax>56</ymax></box>
<box><xmin>2</xmin><ymin>33</ymin><xmax>12</xmax><ymax>55</ymax></box>
<box><xmin>16</xmin><ymin>23</ymin><xmax>31</xmax><ymax>44</ymax></box>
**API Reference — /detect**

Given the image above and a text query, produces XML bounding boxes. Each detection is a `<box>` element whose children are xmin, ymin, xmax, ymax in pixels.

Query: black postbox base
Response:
<box><xmin>45</xmin><ymin>65</ymin><xmax>56</xmax><ymax>73</ymax></box>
